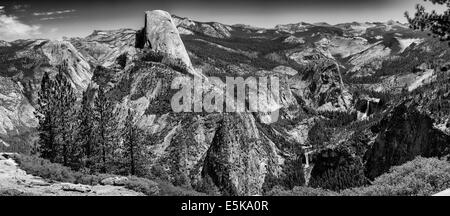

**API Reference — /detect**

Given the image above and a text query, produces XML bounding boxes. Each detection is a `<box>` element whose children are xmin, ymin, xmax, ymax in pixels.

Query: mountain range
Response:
<box><xmin>0</xmin><ymin>10</ymin><xmax>449</xmax><ymax>195</ymax></box>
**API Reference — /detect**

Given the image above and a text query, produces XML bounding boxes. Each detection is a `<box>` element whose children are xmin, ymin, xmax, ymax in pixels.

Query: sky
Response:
<box><xmin>0</xmin><ymin>0</ymin><xmax>447</xmax><ymax>41</ymax></box>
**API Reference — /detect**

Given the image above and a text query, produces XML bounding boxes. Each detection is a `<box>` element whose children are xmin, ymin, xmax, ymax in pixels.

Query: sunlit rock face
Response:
<box><xmin>288</xmin><ymin>60</ymin><xmax>352</xmax><ymax>112</ymax></box>
<box><xmin>364</xmin><ymin>102</ymin><xmax>450</xmax><ymax>179</ymax></box>
<box><xmin>0</xmin><ymin>77</ymin><xmax>37</xmax><ymax>148</ymax></box>
<box><xmin>144</xmin><ymin>10</ymin><xmax>195</xmax><ymax>73</ymax></box>
<box><xmin>71</xmin><ymin>29</ymin><xmax>138</xmax><ymax>68</ymax></box>
<box><xmin>2</xmin><ymin>7</ymin><xmax>449</xmax><ymax>195</ymax></box>
<box><xmin>41</xmin><ymin>40</ymin><xmax>93</xmax><ymax>91</ymax></box>
<box><xmin>171</xmin><ymin>15</ymin><xmax>232</xmax><ymax>39</ymax></box>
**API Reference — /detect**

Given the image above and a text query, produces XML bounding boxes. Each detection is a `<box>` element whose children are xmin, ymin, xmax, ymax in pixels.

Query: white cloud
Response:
<box><xmin>0</xmin><ymin>9</ymin><xmax>41</xmax><ymax>41</ymax></box>
<box><xmin>12</xmin><ymin>5</ymin><xmax>30</xmax><ymax>11</ymax></box>
<box><xmin>40</xmin><ymin>17</ymin><xmax>61</xmax><ymax>21</ymax></box>
<box><xmin>33</xmin><ymin>9</ymin><xmax>76</xmax><ymax>16</ymax></box>
<box><xmin>39</xmin><ymin>16</ymin><xmax>73</xmax><ymax>21</ymax></box>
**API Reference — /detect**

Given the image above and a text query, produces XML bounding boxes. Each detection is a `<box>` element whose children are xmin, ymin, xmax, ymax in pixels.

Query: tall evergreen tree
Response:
<box><xmin>76</xmin><ymin>88</ymin><xmax>96</xmax><ymax>169</ymax></box>
<box><xmin>406</xmin><ymin>0</ymin><xmax>450</xmax><ymax>43</ymax></box>
<box><xmin>123</xmin><ymin>109</ymin><xmax>146</xmax><ymax>176</ymax></box>
<box><xmin>35</xmin><ymin>64</ymin><xmax>79</xmax><ymax>166</ymax></box>
<box><xmin>35</xmin><ymin>72</ymin><xmax>57</xmax><ymax>162</ymax></box>
<box><xmin>53</xmin><ymin>65</ymin><xmax>78</xmax><ymax>166</ymax></box>
<box><xmin>92</xmin><ymin>86</ymin><xmax>120</xmax><ymax>173</ymax></box>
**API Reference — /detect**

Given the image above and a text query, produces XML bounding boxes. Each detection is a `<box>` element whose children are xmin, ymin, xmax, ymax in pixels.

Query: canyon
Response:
<box><xmin>0</xmin><ymin>10</ymin><xmax>449</xmax><ymax>195</ymax></box>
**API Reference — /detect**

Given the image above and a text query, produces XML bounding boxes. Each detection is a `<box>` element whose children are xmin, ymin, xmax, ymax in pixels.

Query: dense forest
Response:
<box><xmin>34</xmin><ymin>63</ymin><xmax>147</xmax><ymax>177</ymax></box>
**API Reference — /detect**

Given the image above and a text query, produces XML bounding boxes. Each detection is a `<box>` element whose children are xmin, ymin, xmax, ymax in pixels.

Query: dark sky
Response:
<box><xmin>0</xmin><ymin>0</ymin><xmax>445</xmax><ymax>41</ymax></box>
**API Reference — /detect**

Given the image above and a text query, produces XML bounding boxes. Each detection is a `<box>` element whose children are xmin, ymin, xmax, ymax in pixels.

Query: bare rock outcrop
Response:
<box><xmin>0</xmin><ymin>155</ymin><xmax>143</xmax><ymax>196</ymax></box>
<box><xmin>0</xmin><ymin>40</ymin><xmax>10</xmax><ymax>47</ymax></box>
<box><xmin>289</xmin><ymin>60</ymin><xmax>352</xmax><ymax>112</ymax></box>
<box><xmin>0</xmin><ymin>77</ymin><xmax>37</xmax><ymax>138</ymax></box>
<box><xmin>41</xmin><ymin>40</ymin><xmax>93</xmax><ymax>91</ymax></box>
<box><xmin>101</xmin><ymin>176</ymin><xmax>128</xmax><ymax>186</ymax></box>
<box><xmin>172</xmin><ymin>15</ymin><xmax>232</xmax><ymax>38</ymax></box>
<box><xmin>364</xmin><ymin>94</ymin><xmax>450</xmax><ymax>179</ymax></box>
<box><xmin>97</xmin><ymin>58</ymin><xmax>302</xmax><ymax>195</ymax></box>
<box><xmin>72</xmin><ymin>29</ymin><xmax>138</xmax><ymax>68</ymax></box>
<box><xmin>144</xmin><ymin>10</ymin><xmax>200</xmax><ymax>77</ymax></box>
<box><xmin>61</xmin><ymin>183</ymin><xmax>92</xmax><ymax>193</ymax></box>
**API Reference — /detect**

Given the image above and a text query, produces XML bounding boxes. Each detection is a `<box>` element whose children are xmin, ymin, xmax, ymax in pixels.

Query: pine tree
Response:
<box><xmin>35</xmin><ymin>72</ymin><xmax>57</xmax><ymax>162</ymax></box>
<box><xmin>35</xmin><ymin>64</ymin><xmax>79</xmax><ymax>166</ymax></box>
<box><xmin>406</xmin><ymin>0</ymin><xmax>450</xmax><ymax>43</ymax></box>
<box><xmin>309</xmin><ymin>165</ymin><xmax>369</xmax><ymax>191</ymax></box>
<box><xmin>76</xmin><ymin>88</ymin><xmax>96</xmax><ymax>169</ymax></box>
<box><xmin>53</xmin><ymin>65</ymin><xmax>78</xmax><ymax>167</ymax></box>
<box><xmin>92</xmin><ymin>86</ymin><xmax>120</xmax><ymax>173</ymax></box>
<box><xmin>123</xmin><ymin>108</ymin><xmax>146</xmax><ymax>176</ymax></box>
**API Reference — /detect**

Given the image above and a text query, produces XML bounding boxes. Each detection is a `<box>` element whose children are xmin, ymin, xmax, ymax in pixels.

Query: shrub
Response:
<box><xmin>266</xmin><ymin>157</ymin><xmax>450</xmax><ymax>196</ymax></box>
<box><xmin>12</xmin><ymin>154</ymin><xmax>206</xmax><ymax>196</ymax></box>
<box><xmin>0</xmin><ymin>189</ymin><xmax>35</xmax><ymax>196</ymax></box>
<box><xmin>116</xmin><ymin>53</ymin><xmax>128</xmax><ymax>69</ymax></box>
<box><xmin>309</xmin><ymin>164</ymin><xmax>369</xmax><ymax>191</ymax></box>
<box><xmin>124</xmin><ymin>176</ymin><xmax>159</xmax><ymax>196</ymax></box>
<box><xmin>193</xmin><ymin>176</ymin><xmax>221</xmax><ymax>196</ymax></box>
<box><xmin>142</xmin><ymin>50</ymin><xmax>164</xmax><ymax>62</ymax></box>
<box><xmin>266</xmin><ymin>185</ymin><xmax>338</xmax><ymax>196</ymax></box>
<box><xmin>155</xmin><ymin>180</ymin><xmax>205</xmax><ymax>196</ymax></box>
<box><xmin>13</xmin><ymin>154</ymin><xmax>78</xmax><ymax>183</ymax></box>
<box><xmin>307</xmin><ymin>121</ymin><xmax>333</xmax><ymax>147</ymax></box>
<box><xmin>342</xmin><ymin>157</ymin><xmax>450</xmax><ymax>196</ymax></box>
<box><xmin>166</xmin><ymin>58</ymin><xmax>190</xmax><ymax>74</ymax></box>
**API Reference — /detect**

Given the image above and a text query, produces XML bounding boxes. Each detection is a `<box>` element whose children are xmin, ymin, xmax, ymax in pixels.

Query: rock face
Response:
<box><xmin>0</xmin><ymin>77</ymin><xmax>37</xmax><ymax>136</ymax></box>
<box><xmin>289</xmin><ymin>61</ymin><xmax>351</xmax><ymax>112</ymax></box>
<box><xmin>41</xmin><ymin>40</ymin><xmax>92</xmax><ymax>91</ymax></box>
<box><xmin>0</xmin><ymin>77</ymin><xmax>37</xmax><ymax>151</ymax></box>
<box><xmin>275</xmin><ymin>22</ymin><xmax>313</xmax><ymax>33</ymax></box>
<box><xmin>0</xmin><ymin>39</ymin><xmax>93</xmax><ymax>151</ymax></box>
<box><xmin>0</xmin><ymin>40</ymin><xmax>10</xmax><ymax>47</ymax></box>
<box><xmin>201</xmin><ymin>23</ymin><xmax>232</xmax><ymax>39</ymax></box>
<box><xmin>434</xmin><ymin>189</ymin><xmax>450</xmax><ymax>196</ymax></box>
<box><xmin>71</xmin><ymin>29</ymin><xmax>138</xmax><ymax>68</ymax></box>
<box><xmin>316</xmin><ymin>36</ymin><xmax>371</xmax><ymax>59</ymax></box>
<box><xmin>347</xmin><ymin>43</ymin><xmax>391</xmax><ymax>76</ymax></box>
<box><xmin>144</xmin><ymin>10</ymin><xmax>194</xmax><ymax>74</ymax></box>
<box><xmin>203</xmin><ymin>114</ymin><xmax>285</xmax><ymax>195</ymax></box>
<box><xmin>364</xmin><ymin>103</ymin><xmax>450</xmax><ymax>179</ymax></box>
<box><xmin>2</xmin><ymin>9</ymin><xmax>448</xmax><ymax>195</ymax></box>
<box><xmin>356</xmin><ymin>97</ymin><xmax>382</xmax><ymax>120</ymax></box>
<box><xmin>283</xmin><ymin>36</ymin><xmax>305</xmax><ymax>45</ymax></box>
<box><xmin>363</xmin><ymin>76</ymin><xmax>450</xmax><ymax>179</ymax></box>
<box><xmin>101</xmin><ymin>176</ymin><xmax>128</xmax><ymax>186</ymax></box>
<box><xmin>172</xmin><ymin>15</ymin><xmax>232</xmax><ymax>38</ymax></box>
<box><xmin>98</xmin><ymin>60</ymin><xmax>297</xmax><ymax>196</ymax></box>
<box><xmin>0</xmin><ymin>155</ymin><xmax>144</xmax><ymax>196</ymax></box>
<box><xmin>61</xmin><ymin>183</ymin><xmax>92</xmax><ymax>193</ymax></box>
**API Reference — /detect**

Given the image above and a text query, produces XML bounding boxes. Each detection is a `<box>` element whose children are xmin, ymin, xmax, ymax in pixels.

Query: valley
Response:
<box><xmin>0</xmin><ymin>9</ymin><xmax>449</xmax><ymax>196</ymax></box>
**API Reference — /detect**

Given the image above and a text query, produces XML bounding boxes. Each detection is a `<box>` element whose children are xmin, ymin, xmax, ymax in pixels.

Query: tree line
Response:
<box><xmin>35</xmin><ymin>64</ymin><xmax>147</xmax><ymax>176</ymax></box>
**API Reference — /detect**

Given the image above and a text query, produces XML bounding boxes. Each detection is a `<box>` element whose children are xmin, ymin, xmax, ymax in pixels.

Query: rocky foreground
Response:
<box><xmin>434</xmin><ymin>189</ymin><xmax>450</xmax><ymax>196</ymax></box>
<box><xmin>0</xmin><ymin>153</ymin><xmax>143</xmax><ymax>196</ymax></box>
